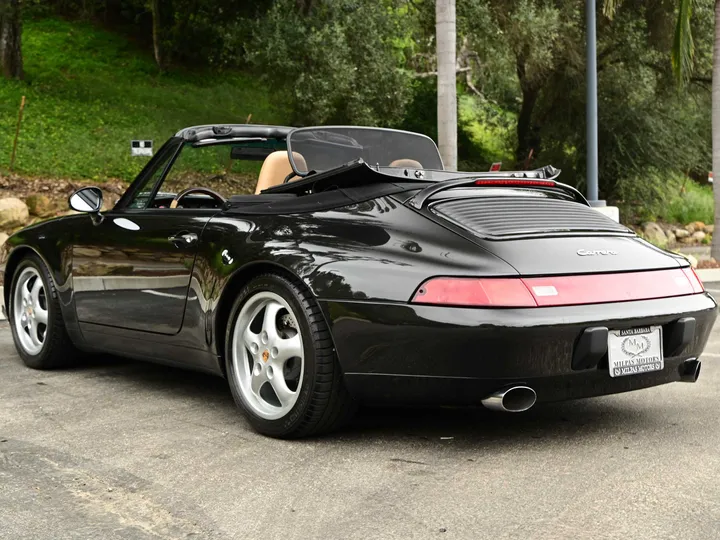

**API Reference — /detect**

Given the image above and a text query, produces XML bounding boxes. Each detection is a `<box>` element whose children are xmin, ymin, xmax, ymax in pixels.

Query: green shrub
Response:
<box><xmin>663</xmin><ymin>180</ymin><xmax>714</xmax><ymax>225</ymax></box>
<box><xmin>616</xmin><ymin>173</ymin><xmax>713</xmax><ymax>226</ymax></box>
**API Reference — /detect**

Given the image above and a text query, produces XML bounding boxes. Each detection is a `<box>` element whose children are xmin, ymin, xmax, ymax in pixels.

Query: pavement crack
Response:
<box><xmin>389</xmin><ymin>458</ymin><xmax>427</xmax><ymax>466</ymax></box>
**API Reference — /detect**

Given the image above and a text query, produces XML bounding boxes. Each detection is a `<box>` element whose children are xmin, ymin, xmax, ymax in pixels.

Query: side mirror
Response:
<box><xmin>69</xmin><ymin>187</ymin><xmax>103</xmax><ymax>213</ymax></box>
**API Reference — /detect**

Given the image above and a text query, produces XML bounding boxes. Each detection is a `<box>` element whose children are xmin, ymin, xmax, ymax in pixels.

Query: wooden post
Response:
<box><xmin>9</xmin><ymin>95</ymin><xmax>26</xmax><ymax>172</ymax></box>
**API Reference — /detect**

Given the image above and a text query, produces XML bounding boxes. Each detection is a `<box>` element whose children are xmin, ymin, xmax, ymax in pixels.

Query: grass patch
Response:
<box><xmin>0</xmin><ymin>18</ymin><xmax>287</xmax><ymax>181</ymax></box>
<box><xmin>617</xmin><ymin>172</ymin><xmax>714</xmax><ymax>226</ymax></box>
<box><xmin>663</xmin><ymin>180</ymin><xmax>714</xmax><ymax>225</ymax></box>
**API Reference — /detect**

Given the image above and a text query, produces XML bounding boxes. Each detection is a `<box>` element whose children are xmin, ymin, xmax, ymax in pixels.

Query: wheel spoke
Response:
<box><xmin>251</xmin><ymin>369</ymin><xmax>268</xmax><ymax>396</ymax></box>
<box><xmin>270</xmin><ymin>375</ymin><xmax>295</xmax><ymax>407</ymax></box>
<box><xmin>27</xmin><ymin>322</ymin><xmax>40</xmax><ymax>346</ymax></box>
<box><xmin>243</xmin><ymin>327</ymin><xmax>259</xmax><ymax>353</ymax></box>
<box><xmin>261</xmin><ymin>302</ymin><xmax>282</xmax><ymax>343</ymax></box>
<box><xmin>274</xmin><ymin>334</ymin><xmax>302</xmax><ymax>364</ymax></box>
<box><xmin>22</xmin><ymin>281</ymin><xmax>31</xmax><ymax>303</ymax></box>
<box><xmin>30</xmin><ymin>278</ymin><xmax>43</xmax><ymax>307</ymax></box>
<box><xmin>35</xmin><ymin>306</ymin><xmax>48</xmax><ymax>325</ymax></box>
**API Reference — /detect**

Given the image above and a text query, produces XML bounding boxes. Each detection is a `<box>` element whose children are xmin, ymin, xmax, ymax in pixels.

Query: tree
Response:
<box><xmin>606</xmin><ymin>0</ymin><xmax>719</xmax><ymax>258</ymax></box>
<box><xmin>436</xmin><ymin>0</ymin><xmax>457</xmax><ymax>170</ymax></box>
<box><xmin>248</xmin><ymin>0</ymin><xmax>411</xmax><ymax>127</ymax></box>
<box><xmin>0</xmin><ymin>0</ymin><xmax>23</xmax><ymax>79</ymax></box>
<box><xmin>712</xmin><ymin>2</ymin><xmax>720</xmax><ymax>260</ymax></box>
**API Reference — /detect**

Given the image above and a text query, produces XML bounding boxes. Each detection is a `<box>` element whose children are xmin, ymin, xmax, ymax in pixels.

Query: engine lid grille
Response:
<box><xmin>430</xmin><ymin>197</ymin><xmax>631</xmax><ymax>239</ymax></box>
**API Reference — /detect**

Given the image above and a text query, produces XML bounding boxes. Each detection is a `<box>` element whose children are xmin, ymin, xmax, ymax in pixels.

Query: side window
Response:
<box><xmin>126</xmin><ymin>143</ymin><xmax>178</xmax><ymax>209</ymax></box>
<box><xmin>158</xmin><ymin>143</ymin><xmax>262</xmax><ymax>200</ymax></box>
<box><xmin>126</xmin><ymin>140</ymin><xmax>283</xmax><ymax>209</ymax></box>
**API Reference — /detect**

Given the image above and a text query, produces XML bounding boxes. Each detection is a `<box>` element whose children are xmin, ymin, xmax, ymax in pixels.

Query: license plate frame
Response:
<box><xmin>607</xmin><ymin>326</ymin><xmax>664</xmax><ymax>378</ymax></box>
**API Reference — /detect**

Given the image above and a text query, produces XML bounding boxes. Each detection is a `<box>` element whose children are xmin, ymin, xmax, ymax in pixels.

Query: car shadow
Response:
<box><xmin>65</xmin><ymin>354</ymin><xmax>661</xmax><ymax>448</ymax></box>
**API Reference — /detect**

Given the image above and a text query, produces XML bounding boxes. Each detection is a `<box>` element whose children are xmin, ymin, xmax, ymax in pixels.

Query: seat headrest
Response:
<box><xmin>254</xmin><ymin>151</ymin><xmax>307</xmax><ymax>194</ymax></box>
<box><xmin>389</xmin><ymin>158</ymin><xmax>423</xmax><ymax>169</ymax></box>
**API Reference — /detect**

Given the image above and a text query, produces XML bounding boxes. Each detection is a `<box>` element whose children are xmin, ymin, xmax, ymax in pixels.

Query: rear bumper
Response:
<box><xmin>320</xmin><ymin>293</ymin><xmax>718</xmax><ymax>406</ymax></box>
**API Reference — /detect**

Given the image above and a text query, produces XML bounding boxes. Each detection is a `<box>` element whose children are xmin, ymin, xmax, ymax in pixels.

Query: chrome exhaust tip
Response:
<box><xmin>680</xmin><ymin>359</ymin><xmax>701</xmax><ymax>383</ymax></box>
<box><xmin>482</xmin><ymin>386</ymin><xmax>537</xmax><ymax>413</ymax></box>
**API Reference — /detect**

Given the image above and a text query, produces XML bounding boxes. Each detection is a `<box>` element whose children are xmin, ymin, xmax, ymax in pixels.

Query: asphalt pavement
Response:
<box><xmin>3</xmin><ymin>295</ymin><xmax>720</xmax><ymax>540</ymax></box>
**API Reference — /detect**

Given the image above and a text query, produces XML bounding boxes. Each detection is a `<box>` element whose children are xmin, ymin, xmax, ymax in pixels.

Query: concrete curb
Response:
<box><xmin>696</xmin><ymin>268</ymin><xmax>720</xmax><ymax>284</ymax></box>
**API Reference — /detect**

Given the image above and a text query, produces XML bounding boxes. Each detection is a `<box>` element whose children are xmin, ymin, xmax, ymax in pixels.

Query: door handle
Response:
<box><xmin>168</xmin><ymin>232</ymin><xmax>198</xmax><ymax>247</ymax></box>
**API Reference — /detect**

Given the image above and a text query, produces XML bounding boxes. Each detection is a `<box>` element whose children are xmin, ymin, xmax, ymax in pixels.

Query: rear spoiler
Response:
<box><xmin>407</xmin><ymin>166</ymin><xmax>587</xmax><ymax>209</ymax></box>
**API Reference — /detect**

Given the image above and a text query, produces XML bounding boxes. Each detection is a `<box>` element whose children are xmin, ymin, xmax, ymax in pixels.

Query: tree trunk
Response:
<box><xmin>516</xmin><ymin>87</ymin><xmax>539</xmax><ymax>166</ymax></box>
<box><xmin>515</xmin><ymin>55</ymin><xmax>540</xmax><ymax>167</ymax></box>
<box><xmin>712</xmin><ymin>0</ymin><xmax>720</xmax><ymax>260</ymax></box>
<box><xmin>150</xmin><ymin>0</ymin><xmax>166</xmax><ymax>71</ymax></box>
<box><xmin>0</xmin><ymin>0</ymin><xmax>23</xmax><ymax>80</ymax></box>
<box><xmin>436</xmin><ymin>0</ymin><xmax>457</xmax><ymax>171</ymax></box>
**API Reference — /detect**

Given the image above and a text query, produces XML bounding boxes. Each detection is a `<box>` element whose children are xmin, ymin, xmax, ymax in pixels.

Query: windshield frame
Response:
<box><xmin>286</xmin><ymin>126</ymin><xmax>444</xmax><ymax>177</ymax></box>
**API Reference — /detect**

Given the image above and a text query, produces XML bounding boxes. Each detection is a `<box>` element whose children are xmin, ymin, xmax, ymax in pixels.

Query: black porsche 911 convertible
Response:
<box><xmin>3</xmin><ymin>124</ymin><xmax>717</xmax><ymax>437</ymax></box>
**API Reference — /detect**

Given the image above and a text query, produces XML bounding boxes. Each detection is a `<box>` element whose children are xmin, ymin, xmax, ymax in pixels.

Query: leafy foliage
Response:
<box><xmin>246</xmin><ymin>0</ymin><xmax>412</xmax><ymax>126</ymax></box>
<box><xmin>617</xmin><ymin>172</ymin><xmax>713</xmax><ymax>225</ymax></box>
<box><xmin>0</xmin><ymin>0</ymin><xmax>715</xmax><ymax>226</ymax></box>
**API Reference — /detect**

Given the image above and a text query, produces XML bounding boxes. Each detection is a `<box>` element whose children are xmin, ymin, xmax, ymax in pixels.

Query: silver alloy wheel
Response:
<box><xmin>13</xmin><ymin>267</ymin><xmax>49</xmax><ymax>356</ymax></box>
<box><xmin>231</xmin><ymin>291</ymin><xmax>305</xmax><ymax>420</ymax></box>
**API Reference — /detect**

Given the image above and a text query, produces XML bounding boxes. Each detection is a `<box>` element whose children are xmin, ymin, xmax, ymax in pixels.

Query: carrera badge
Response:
<box><xmin>577</xmin><ymin>249</ymin><xmax>618</xmax><ymax>256</ymax></box>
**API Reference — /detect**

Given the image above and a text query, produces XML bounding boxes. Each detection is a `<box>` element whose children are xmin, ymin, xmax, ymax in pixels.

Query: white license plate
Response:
<box><xmin>607</xmin><ymin>326</ymin><xmax>664</xmax><ymax>378</ymax></box>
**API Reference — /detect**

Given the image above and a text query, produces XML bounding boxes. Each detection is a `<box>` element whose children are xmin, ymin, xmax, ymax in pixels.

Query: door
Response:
<box><xmin>72</xmin><ymin>210</ymin><xmax>208</xmax><ymax>334</ymax></box>
<box><xmin>71</xmin><ymin>137</ymin><xmax>271</xmax><ymax>334</ymax></box>
<box><xmin>71</xmin><ymin>138</ymin><xmax>246</xmax><ymax>335</ymax></box>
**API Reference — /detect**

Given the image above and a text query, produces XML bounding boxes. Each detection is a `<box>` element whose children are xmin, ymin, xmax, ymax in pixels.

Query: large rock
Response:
<box><xmin>0</xmin><ymin>198</ymin><xmax>29</xmax><ymax>229</ymax></box>
<box><xmin>687</xmin><ymin>221</ymin><xmax>706</xmax><ymax>234</ymax></box>
<box><xmin>25</xmin><ymin>194</ymin><xmax>54</xmax><ymax>217</ymax></box>
<box><xmin>692</xmin><ymin>231</ymin><xmax>706</xmax><ymax>242</ymax></box>
<box><xmin>0</xmin><ymin>233</ymin><xmax>9</xmax><ymax>247</ymax></box>
<box><xmin>705</xmin><ymin>224</ymin><xmax>715</xmax><ymax>235</ymax></box>
<box><xmin>666</xmin><ymin>230</ymin><xmax>677</xmax><ymax>246</ymax></box>
<box><xmin>675</xmin><ymin>229</ymin><xmax>691</xmax><ymax>239</ymax></box>
<box><xmin>643</xmin><ymin>222</ymin><xmax>667</xmax><ymax>247</ymax></box>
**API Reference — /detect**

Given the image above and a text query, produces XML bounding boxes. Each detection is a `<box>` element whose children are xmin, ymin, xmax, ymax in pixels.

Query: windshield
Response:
<box><xmin>287</xmin><ymin>127</ymin><xmax>444</xmax><ymax>175</ymax></box>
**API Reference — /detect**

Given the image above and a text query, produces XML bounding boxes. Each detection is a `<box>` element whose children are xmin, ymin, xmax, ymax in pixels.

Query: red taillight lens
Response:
<box><xmin>412</xmin><ymin>278</ymin><xmax>537</xmax><ymax>307</ymax></box>
<box><xmin>412</xmin><ymin>269</ymin><xmax>704</xmax><ymax>308</ymax></box>
<box><xmin>682</xmin><ymin>266</ymin><xmax>705</xmax><ymax>293</ymax></box>
<box><xmin>473</xmin><ymin>179</ymin><xmax>556</xmax><ymax>187</ymax></box>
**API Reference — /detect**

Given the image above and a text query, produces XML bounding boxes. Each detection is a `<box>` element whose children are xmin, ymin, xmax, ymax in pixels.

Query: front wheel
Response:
<box><xmin>8</xmin><ymin>254</ymin><xmax>79</xmax><ymax>369</ymax></box>
<box><xmin>225</xmin><ymin>274</ymin><xmax>355</xmax><ymax>438</ymax></box>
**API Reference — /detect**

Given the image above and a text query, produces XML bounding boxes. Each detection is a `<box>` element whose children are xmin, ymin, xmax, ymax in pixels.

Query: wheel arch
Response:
<box><xmin>3</xmin><ymin>246</ymin><xmax>53</xmax><ymax>311</ymax></box>
<box><xmin>212</xmin><ymin>261</ymin><xmax>331</xmax><ymax>377</ymax></box>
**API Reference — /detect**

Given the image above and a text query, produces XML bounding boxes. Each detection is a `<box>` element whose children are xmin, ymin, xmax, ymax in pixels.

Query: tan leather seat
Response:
<box><xmin>389</xmin><ymin>158</ymin><xmax>423</xmax><ymax>169</ymax></box>
<box><xmin>254</xmin><ymin>151</ymin><xmax>307</xmax><ymax>194</ymax></box>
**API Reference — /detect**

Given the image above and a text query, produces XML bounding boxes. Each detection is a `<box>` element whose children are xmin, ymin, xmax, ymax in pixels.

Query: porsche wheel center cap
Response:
<box><xmin>262</xmin><ymin>349</ymin><xmax>270</xmax><ymax>362</ymax></box>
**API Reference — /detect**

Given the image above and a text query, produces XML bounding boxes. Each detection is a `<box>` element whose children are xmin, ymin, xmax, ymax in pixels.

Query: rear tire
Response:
<box><xmin>225</xmin><ymin>273</ymin><xmax>356</xmax><ymax>438</ymax></box>
<box><xmin>8</xmin><ymin>254</ymin><xmax>79</xmax><ymax>369</ymax></box>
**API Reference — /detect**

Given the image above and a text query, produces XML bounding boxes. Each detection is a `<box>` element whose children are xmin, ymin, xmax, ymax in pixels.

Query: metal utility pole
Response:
<box><xmin>586</xmin><ymin>0</ymin><xmax>602</xmax><ymax>205</ymax></box>
<box><xmin>436</xmin><ymin>0</ymin><xmax>457</xmax><ymax>171</ymax></box>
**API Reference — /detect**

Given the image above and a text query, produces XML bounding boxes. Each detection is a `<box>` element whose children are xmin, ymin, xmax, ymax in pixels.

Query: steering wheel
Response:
<box><xmin>170</xmin><ymin>187</ymin><xmax>226</xmax><ymax>209</ymax></box>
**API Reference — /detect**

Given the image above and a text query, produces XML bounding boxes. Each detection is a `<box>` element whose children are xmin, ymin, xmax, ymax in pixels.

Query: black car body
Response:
<box><xmin>3</xmin><ymin>124</ymin><xmax>716</xmax><ymax>437</ymax></box>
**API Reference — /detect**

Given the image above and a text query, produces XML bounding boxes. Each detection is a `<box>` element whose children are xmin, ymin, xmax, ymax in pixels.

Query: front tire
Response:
<box><xmin>8</xmin><ymin>254</ymin><xmax>78</xmax><ymax>369</ymax></box>
<box><xmin>225</xmin><ymin>274</ymin><xmax>355</xmax><ymax>438</ymax></box>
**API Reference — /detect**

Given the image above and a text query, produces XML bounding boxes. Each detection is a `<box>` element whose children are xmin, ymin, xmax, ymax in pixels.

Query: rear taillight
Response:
<box><xmin>682</xmin><ymin>266</ymin><xmax>705</xmax><ymax>293</ymax></box>
<box><xmin>412</xmin><ymin>278</ymin><xmax>536</xmax><ymax>307</ymax></box>
<box><xmin>473</xmin><ymin>179</ymin><xmax>556</xmax><ymax>188</ymax></box>
<box><xmin>412</xmin><ymin>268</ymin><xmax>704</xmax><ymax>308</ymax></box>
